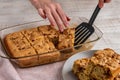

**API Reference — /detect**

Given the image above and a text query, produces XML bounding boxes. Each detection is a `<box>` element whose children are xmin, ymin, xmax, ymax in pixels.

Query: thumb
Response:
<box><xmin>98</xmin><ymin>0</ymin><xmax>104</xmax><ymax>8</ymax></box>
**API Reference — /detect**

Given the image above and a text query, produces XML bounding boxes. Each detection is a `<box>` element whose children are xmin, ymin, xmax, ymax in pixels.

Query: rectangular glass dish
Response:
<box><xmin>0</xmin><ymin>17</ymin><xmax>103</xmax><ymax>68</ymax></box>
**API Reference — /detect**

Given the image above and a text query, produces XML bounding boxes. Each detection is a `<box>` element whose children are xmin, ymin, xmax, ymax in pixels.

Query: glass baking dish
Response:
<box><xmin>0</xmin><ymin>17</ymin><xmax>103</xmax><ymax>68</ymax></box>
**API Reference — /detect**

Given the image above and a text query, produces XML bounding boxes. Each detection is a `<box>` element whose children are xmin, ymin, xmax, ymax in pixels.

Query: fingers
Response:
<box><xmin>52</xmin><ymin>10</ymin><xmax>64</xmax><ymax>32</ymax></box>
<box><xmin>104</xmin><ymin>0</ymin><xmax>111</xmax><ymax>3</ymax></box>
<box><xmin>98</xmin><ymin>0</ymin><xmax>111</xmax><ymax>8</ymax></box>
<box><xmin>98</xmin><ymin>0</ymin><xmax>104</xmax><ymax>8</ymax></box>
<box><xmin>66</xmin><ymin>16</ymin><xmax>71</xmax><ymax>21</ymax></box>
<box><xmin>45</xmin><ymin>8</ymin><xmax>56</xmax><ymax>27</ymax></box>
<box><xmin>30</xmin><ymin>0</ymin><xmax>41</xmax><ymax>9</ymax></box>
<box><xmin>30</xmin><ymin>0</ymin><xmax>70</xmax><ymax>32</ymax></box>
<box><xmin>56</xmin><ymin>3</ymin><xmax>69</xmax><ymax>28</ymax></box>
<box><xmin>38</xmin><ymin>8</ymin><xmax>46</xmax><ymax>19</ymax></box>
<box><xmin>48</xmin><ymin>4</ymin><xmax>64</xmax><ymax>32</ymax></box>
<box><xmin>30</xmin><ymin>0</ymin><xmax>46</xmax><ymax>19</ymax></box>
<box><xmin>44</xmin><ymin>3</ymin><xmax>69</xmax><ymax>32</ymax></box>
<box><xmin>49</xmin><ymin>3</ymin><xmax>70</xmax><ymax>32</ymax></box>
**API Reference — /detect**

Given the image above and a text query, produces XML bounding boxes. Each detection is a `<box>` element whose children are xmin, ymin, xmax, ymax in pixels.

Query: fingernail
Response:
<box><xmin>44</xmin><ymin>16</ymin><xmax>47</xmax><ymax>19</ymax></box>
<box><xmin>98</xmin><ymin>2</ymin><xmax>104</xmax><ymax>8</ymax></box>
<box><xmin>67</xmin><ymin>17</ymin><xmax>71</xmax><ymax>21</ymax></box>
<box><xmin>60</xmin><ymin>28</ymin><xmax>64</xmax><ymax>32</ymax></box>
<box><xmin>43</xmin><ymin>16</ymin><xmax>46</xmax><ymax>19</ymax></box>
<box><xmin>51</xmin><ymin>23</ymin><xmax>54</xmax><ymax>26</ymax></box>
<box><xmin>51</xmin><ymin>22</ymin><xmax>56</xmax><ymax>26</ymax></box>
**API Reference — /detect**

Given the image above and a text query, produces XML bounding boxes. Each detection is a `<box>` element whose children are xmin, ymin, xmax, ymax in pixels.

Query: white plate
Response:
<box><xmin>62</xmin><ymin>50</ymin><xmax>97</xmax><ymax>80</ymax></box>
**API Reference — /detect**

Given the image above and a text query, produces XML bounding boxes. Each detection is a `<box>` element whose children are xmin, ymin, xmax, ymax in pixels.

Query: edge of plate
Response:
<box><xmin>62</xmin><ymin>50</ymin><xmax>98</xmax><ymax>80</ymax></box>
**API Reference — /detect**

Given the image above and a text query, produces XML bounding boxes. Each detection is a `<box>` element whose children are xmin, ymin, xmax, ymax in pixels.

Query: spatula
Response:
<box><xmin>75</xmin><ymin>5</ymin><xmax>101</xmax><ymax>46</ymax></box>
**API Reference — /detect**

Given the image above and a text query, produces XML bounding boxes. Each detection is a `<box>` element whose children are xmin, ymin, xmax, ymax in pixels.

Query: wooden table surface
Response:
<box><xmin>0</xmin><ymin>0</ymin><xmax>120</xmax><ymax>52</ymax></box>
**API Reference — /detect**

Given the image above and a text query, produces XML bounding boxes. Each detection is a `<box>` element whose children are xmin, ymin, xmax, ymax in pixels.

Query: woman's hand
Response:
<box><xmin>30</xmin><ymin>0</ymin><xmax>70</xmax><ymax>32</ymax></box>
<box><xmin>98</xmin><ymin>0</ymin><xmax>111</xmax><ymax>8</ymax></box>
<box><xmin>30</xmin><ymin>0</ymin><xmax>111</xmax><ymax>32</ymax></box>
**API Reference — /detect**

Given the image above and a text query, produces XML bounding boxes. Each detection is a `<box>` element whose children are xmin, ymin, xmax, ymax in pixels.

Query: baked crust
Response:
<box><xmin>114</xmin><ymin>73</ymin><xmax>120</xmax><ymax>80</ymax></box>
<box><xmin>4</xmin><ymin>25</ymin><xmax>75</xmax><ymax>67</ymax></box>
<box><xmin>38</xmin><ymin>25</ymin><xmax>59</xmax><ymax>45</ymax></box>
<box><xmin>91</xmin><ymin>48</ymin><xmax>120</xmax><ymax>79</ymax></box>
<box><xmin>58</xmin><ymin>28</ymin><xmax>75</xmax><ymax>53</ymax></box>
<box><xmin>21</xmin><ymin>27</ymin><xmax>60</xmax><ymax>66</ymax></box>
<box><xmin>72</xmin><ymin>48</ymin><xmax>120</xmax><ymax>80</ymax></box>
<box><xmin>4</xmin><ymin>32</ymin><xmax>37</xmax><ymax>58</ymax></box>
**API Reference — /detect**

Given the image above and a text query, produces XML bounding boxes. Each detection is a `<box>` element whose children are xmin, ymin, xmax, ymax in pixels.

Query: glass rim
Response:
<box><xmin>0</xmin><ymin>17</ymin><xmax>103</xmax><ymax>59</ymax></box>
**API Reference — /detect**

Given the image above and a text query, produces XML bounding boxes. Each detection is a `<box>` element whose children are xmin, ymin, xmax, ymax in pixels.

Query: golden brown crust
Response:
<box><xmin>4</xmin><ymin>25</ymin><xmax>75</xmax><ymax>67</ymax></box>
<box><xmin>4</xmin><ymin>31</ymin><xmax>38</xmax><ymax>67</ymax></box>
<box><xmin>92</xmin><ymin>48</ymin><xmax>120</xmax><ymax>78</ymax></box>
<box><xmin>58</xmin><ymin>28</ymin><xmax>75</xmax><ymax>53</ymax></box>
<box><xmin>21</xmin><ymin>27</ymin><xmax>57</xmax><ymax>54</ymax></box>
<box><xmin>72</xmin><ymin>48</ymin><xmax>120</xmax><ymax>80</ymax></box>
<box><xmin>21</xmin><ymin>28</ymin><xmax>43</xmax><ymax>45</ymax></box>
<box><xmin>38</xmin><ymin>25</ymin><xmax>75</xmax><ymax>51</ymax></box>
<box><xmin>114</xmin><ymin>73</ymin><xmax>120</xmax><ymax>80</ymax></box>
<box><xmin>91</xmin><ymin>48</ymin><xmax>120</xmax><ymax>80</ymax></box>
<box><xmin>4</xmin><ymin>32</ymin><xmax>37</xmax><ymax>58</ymax></box>
<box><xmin>73</xmin><ymin>58</ymin><xmax>94</xmax><ymax>80</ymax></box>
<box><xmin>38</xmin><ymin>25</ymin><xmax>59</xmax><ymax>45</ymax></box>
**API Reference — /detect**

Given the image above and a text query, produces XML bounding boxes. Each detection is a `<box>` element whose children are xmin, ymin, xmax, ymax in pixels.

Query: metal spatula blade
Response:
<box><xmin>75</xmin><ymin>5</ymin><xmax>101</xmax><ymax>46</ymax></box>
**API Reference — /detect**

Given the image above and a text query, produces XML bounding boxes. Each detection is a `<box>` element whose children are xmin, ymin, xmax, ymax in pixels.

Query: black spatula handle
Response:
<box><xmin>89</xmin><ymin>5</ymin><xmax>101</xmax><ymax>25</ymax></box>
